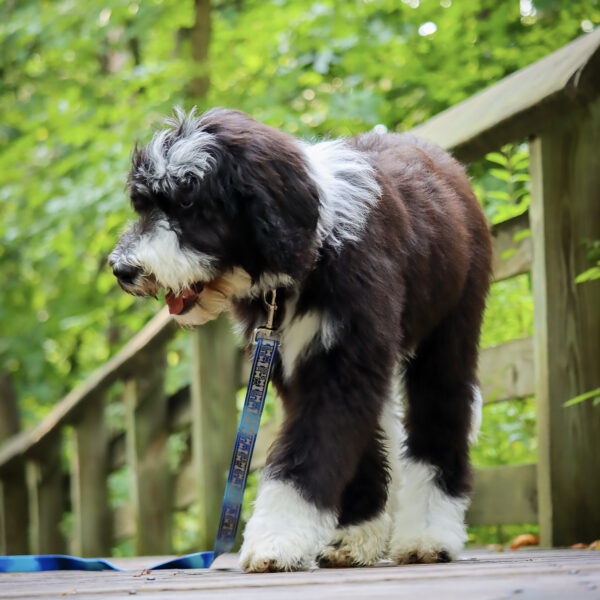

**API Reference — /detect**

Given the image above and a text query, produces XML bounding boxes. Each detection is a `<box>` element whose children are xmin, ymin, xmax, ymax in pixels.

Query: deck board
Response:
<box><xmin>1</xmin><ymin>550</ymin><xmax>599</xmax><ymax>599</ymax></box>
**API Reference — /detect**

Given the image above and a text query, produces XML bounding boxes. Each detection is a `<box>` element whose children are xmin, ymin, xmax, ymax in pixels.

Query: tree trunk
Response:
<box><xmin>191</xmin><ymin>0</ymin><xmax>211</xmax><ymax>100</ymax></box>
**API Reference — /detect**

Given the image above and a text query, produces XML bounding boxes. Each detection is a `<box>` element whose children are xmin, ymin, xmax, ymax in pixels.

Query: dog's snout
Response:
<box><xmin>113</xmin><ymin>263</ymin><xmax>141</xmax><ymax>285</ymax></box>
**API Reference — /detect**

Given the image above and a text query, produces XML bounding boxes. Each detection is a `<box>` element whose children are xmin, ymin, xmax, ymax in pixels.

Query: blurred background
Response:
<box><xmin>1</xmin><ymin>0</ymin><xmax>599</xmax><ymax>556</ymax></box>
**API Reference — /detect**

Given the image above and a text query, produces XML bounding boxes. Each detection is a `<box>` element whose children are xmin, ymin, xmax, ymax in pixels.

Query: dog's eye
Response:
<box><xmin>179</xmin><ymin>197</ymin><xmax>194</xmax><ymax>209</ymax></box>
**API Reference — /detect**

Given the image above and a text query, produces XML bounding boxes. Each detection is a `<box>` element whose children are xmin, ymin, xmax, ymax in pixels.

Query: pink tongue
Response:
<box><xmin>165</xmin><ymin>292</ymin><xmax>184</xmax><ymax>315</ymax></box>
<box><xmin>165</xmin><ymin>288</ymin><xmax>198</xmax><ymax>315</ymax></box>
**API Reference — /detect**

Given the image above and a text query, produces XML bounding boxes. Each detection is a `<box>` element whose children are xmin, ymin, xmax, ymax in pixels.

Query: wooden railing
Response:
<box><xmin>1</xmin><ymin>29</ymin><xmax>599</xmax><ymax>556</ymax></box>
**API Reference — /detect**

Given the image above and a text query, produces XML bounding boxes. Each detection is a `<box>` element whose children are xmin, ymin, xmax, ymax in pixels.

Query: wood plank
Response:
<box><xmin>25</xmin><ymin>433</ymin><xmax>66</xmax><ymax>554</ymax></box>
<box><xmin>529</xmin><ymin>98</ymin><xmax>600</xmax><ymax>547</ymax></box>
<box><xmin>0</xmin><ymin>308</ymin><xmax>177</xmax><ymax>473</ymax></box>
<box><xmin>478</xmin><ymin>337</ymin><xmax>534</xmax><ymax>403</ymax></box>
<box><xmin>412</xmin><ymin>29</ymin><xmax>600</xmax><ymax>161</ymax></box>
<box><xmin>1</xmin><ymin>550</ymin><xmax>599</xmax><ymax>599</ymax></box>
<box><xmin>467</xmin><ymin>464</ymin><xmax>538</xmax><ymax>526</ymax></box>
<box><xmin>124</xmin><ymin>344</ymin><xmax>171</xmax><ymax>555</ymax></box>
<box><xmin>70</xmin><ymin>394</ymin><xmax>111</xmax><ymax>557</ymax></box>
<box><xmin>490</xmin><ymin>212</ymin><xmax>531</xmax><ymax>282</ymax></box>
<box><xmin>190</xmin><ymin>315</ymin><xmax>239</xmax><ymax>548</ymax></box>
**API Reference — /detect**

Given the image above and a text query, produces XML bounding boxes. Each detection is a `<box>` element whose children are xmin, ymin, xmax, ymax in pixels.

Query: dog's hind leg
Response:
<box><xmin>389</xmin><ymin>281</ymin><xmax>486</xmax><ymax>564</ymax></box>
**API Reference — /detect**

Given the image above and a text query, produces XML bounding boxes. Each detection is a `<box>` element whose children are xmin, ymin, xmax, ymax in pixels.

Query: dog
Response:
<box><xmin>109</xmin><ymin>107</ymin><xmax>492</xmax><ymax>572</ymax></box>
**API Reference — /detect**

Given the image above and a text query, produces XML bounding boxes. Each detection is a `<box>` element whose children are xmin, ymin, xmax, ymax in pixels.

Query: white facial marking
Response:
<box><xmin>240</xmin><ymin>478</ymin><xmax>336</xmax><ymax>572</ymax></box>
<box><xmin>302</xmin><ymin>139</ymin><xmax>381</xmax><ymax>251</ymax></box>
<box><xmin>135</xmin><ymin>218</ymin><xmax>215</xmax><ymax>292</ymax></box>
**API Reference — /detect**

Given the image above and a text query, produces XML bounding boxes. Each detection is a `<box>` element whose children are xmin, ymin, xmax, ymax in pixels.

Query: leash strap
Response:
<box><xmin>212</xmin><ymin>330</ymin><xmax>279</xmax><ymax>560</ymax></box>
<box><xmin>0</xmin><ymin>302</ymin><xmax>279</xmax><ymax>573</ymax></box>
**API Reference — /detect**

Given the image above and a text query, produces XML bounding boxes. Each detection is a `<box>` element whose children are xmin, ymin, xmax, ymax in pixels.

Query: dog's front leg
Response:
<box><xmin>239</xmin><ymin>343</ymin><xmax>391</xmax><ymax>573</ymax></box>
<box><xmin>239</xmin><ymin>477</ymin><xmax>337</xmax><ymax>573</ymax></box>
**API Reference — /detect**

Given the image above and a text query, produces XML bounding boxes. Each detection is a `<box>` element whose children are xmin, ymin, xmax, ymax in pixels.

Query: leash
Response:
<box><xmin>0</xmin><ymin>292</ymin><xmax>280</xmax><ymax>573</ymax></box>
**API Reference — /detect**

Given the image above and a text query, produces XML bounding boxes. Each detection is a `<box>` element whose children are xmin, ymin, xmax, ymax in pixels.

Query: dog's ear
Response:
<box><xmin>238</xmin><ymin>144</ymin><xmax>321</xmax><ymax>279</ymax></box>
<box><xmin>200</xmin><ymin>109</ymin><xmax>321</xmax><ymax>278</ymax></box>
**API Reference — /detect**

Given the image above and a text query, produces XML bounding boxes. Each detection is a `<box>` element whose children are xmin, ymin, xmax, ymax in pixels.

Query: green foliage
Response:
<box><xmin>1</xmin><ymin>0</ymin><xmax>599</xmax><ymax>553</ymax></box>
<box><xmin>471</xmin><ymin>397</ymin><xmax>537</xmax><ymax>468</ymax></box>
<box><xmin>575</xmin><ymin>239</ymin><xmax>600</xmax><ymax>283</ymax></box>
<box><xmin>563</xmin><ymin>387</ymin><xmax>600</xmax><ymax>408</ymax></box>
<box><xmin>1</xmin><ymin>0</ymin><xmax>598</xmax><ymax>427</ymax></box>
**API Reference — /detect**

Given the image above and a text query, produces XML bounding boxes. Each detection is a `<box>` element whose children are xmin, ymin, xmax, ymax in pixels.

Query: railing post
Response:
<box><xmin>70</xmin><ymin>394</ymin><xmax>111</xmax><ymax>557</ymax></box>
<box><xmin>124</xmin><ymin>344</ymin><xmax>171</xmax><ymax>555</ymax></box>
<box><xmin>0</xmin><ymin>464</ymin><xmax>29</xmax><ymax>555</ymax></box>
<box><xmin>190</xmin><ymin>315</ymin><xmax>238</xmax><ymax>549</ymax></box>
<box><xmin>0</xmin><ymin>373</ymin><xmax>28</xmax><ymax>554</ymax></box>
<box><xmin>26</xmin><ymin>432</ymin><xmax>66</xmax><ymax>554</ymax></box>
<box><xmin>529</xmin><ymin>98</ymin><xmax>600</xmax><ymax>547</ymax></box>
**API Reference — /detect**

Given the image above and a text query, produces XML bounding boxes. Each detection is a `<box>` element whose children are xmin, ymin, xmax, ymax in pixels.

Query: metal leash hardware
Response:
<box><xmin>212</xmin><ymin>289</ymin><xmax>280</xmax><ymax>561</ymax></box>
<box><xmin>251</xmin><ymin>289</ymin><xmax>279</xmax><ymax>345</ymax></box>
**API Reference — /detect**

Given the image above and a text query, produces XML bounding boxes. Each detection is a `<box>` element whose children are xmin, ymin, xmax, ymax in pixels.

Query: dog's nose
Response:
<box><xmin>113</xmin><ymin>263</ymin><xmax>141</xmax><ymax>285</ymax></box>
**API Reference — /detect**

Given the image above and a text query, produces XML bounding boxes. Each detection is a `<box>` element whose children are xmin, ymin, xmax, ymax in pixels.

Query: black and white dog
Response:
<box><xmin>109</xmin><ymin>107</ymin><xmax>491</xmax><ymax>572</ymax></box>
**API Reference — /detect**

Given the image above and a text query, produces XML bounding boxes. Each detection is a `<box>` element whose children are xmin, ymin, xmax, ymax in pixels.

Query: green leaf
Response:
<box><xmin>486</xmin><ymin>152</ymin><xmax>508</xmax><ymax>167</ymax></box>
<box><xmin>563</xmin><ymin>387</ymin><xmax>600</xmax><ymax>407</ymax></box>
<box><xmin>575</xmin><ymin>265</ymin><xmax>600</xmax><ymax>283</ymax></box>
<box><xmin>513</xmin><ymin>228</ymin><xmax>531</xmax><ymax>243</ymax></box>
<box><xmin>490</xmin><ymin>168</ymin><xmax>511</xmax><ymax>182</ymax></box>
<box><xmin>487</xmin><ymin>190</ymin><xmax>510</xmax><ymax>201</ymax></box>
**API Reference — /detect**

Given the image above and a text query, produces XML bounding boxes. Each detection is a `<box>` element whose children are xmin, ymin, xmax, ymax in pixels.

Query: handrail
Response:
<box><xmin>412</xmin><ymin>29</ymin><xmax>600</xmax><ymax>160</ymax></box>
<box><xmin>0</xmin><ymin>308</ymin><xmax>176</xmax><ymax>472</ymax></box>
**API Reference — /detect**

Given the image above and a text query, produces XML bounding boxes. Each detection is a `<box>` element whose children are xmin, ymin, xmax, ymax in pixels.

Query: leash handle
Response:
<box><xmin>212</xmin><ymin>329</ymin><xmax>280</xmax><ymax>560</ymax></box>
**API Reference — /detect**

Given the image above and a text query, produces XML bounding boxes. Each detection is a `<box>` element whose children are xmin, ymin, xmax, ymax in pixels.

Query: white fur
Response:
<box><xmin>380</xmin><ymin>388</ymin><xmax>406</xmax><ymax>518</ymax></box>
<box><xmin>142</xmin><ymin>107</ymin><xmax>216</xmax><ymax>193</ymax></box>
<box><xmin>470</xmin><ymin>385</ymin><xmax>483</xmax><ymax>443</ymax></box>
<box><xmin>389</xmin><ymin>457</ymin><xmax>468</xmax><ymax>563</ymax></box>
<box><xmin>130</xmin><ymin>216</ymin><xmax>216</xmax><ymax>292</ymax></box>
<box><xmin>320</xmin><ymin>511</ymin><xmax>391</xmax><ymax>567</ymax></box>
<box><xmin>278</xmin><ymin>302</ymin><xmax>339</xmax><ymax>380</ymax></box>
<box><xmin>302</xmin><ymin>139</ymin><xmax>381</xmax><ymax>251</ymax></box>
<box><xmin>249</xmin><ymin>272</ymin><xmax>295</xmax><ymax>298</ymax></box>
<box><xmin>240</xmin><ymin>479</ymin><xmax>336</xmax><ymax>572</ymax></box>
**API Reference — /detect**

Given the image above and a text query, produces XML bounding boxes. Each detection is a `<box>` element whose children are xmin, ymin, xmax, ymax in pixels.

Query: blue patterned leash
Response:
<box><xmin>0</xmin><ymin>293</ymin><xmax>280</xmax><ymax>573</ymax></box>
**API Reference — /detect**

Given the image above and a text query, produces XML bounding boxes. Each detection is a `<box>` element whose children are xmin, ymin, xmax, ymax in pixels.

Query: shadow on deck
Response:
<box><xmin>1</xmin><ymin>549</ymin><xmax>599</xmax><ymax>599</ymax></box>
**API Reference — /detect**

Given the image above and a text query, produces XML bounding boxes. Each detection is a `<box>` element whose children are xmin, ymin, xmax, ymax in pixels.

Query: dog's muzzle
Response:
<box><xmin>112</xmin><ymin>263</ymin><xmax>141</xmax><ymax>286</ymax></box>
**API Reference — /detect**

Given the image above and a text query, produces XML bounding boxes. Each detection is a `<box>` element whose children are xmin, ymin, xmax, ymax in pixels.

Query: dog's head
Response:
<box><xmin>109</xmin><ymin>108</ymin><xmax>321</xmax><ymax>323</ymax></box>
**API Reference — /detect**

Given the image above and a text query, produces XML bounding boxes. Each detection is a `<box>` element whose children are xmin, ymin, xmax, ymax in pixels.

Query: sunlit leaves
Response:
<box><xmin>1</xmin><ymin>0</ymin><xmax>598</xmax><ymax>428</ymax></box>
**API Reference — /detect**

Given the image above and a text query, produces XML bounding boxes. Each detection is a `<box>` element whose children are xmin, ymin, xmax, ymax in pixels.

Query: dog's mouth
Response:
<box><xmin>165</xmin><ymin>282</ymin><xmax>205</xmax><ymax>315</ymax></box>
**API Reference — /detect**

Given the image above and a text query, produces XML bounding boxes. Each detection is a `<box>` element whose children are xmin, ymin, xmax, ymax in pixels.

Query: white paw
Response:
<box><xmin>390</xmin><ymin>459</ymin><xmax>468</xmax><ymax>564</ymax></box>
<box><xmin>319</xmin><ymin>512</ymin><xmax>391</xmax><ymax>567</ymax></box>
<box><xmin>390</xmin><ymin>531</ymin><xmax>462</xmax><ymax>564</ymax></box>
<box><xmin>240</xmin><ymin>479</ymin><xmax>336</xmax><ymax>573</ymax></box>
<box><xmin>240</xmin><ymin>533</ymin><xmax>311</xmax><ymax>573</ymax></box>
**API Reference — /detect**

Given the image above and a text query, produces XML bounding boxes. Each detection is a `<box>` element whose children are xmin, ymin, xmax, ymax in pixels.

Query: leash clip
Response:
<box><xmin>252</xmin><ymin>289</ymin><xmax>279</xmax><ymax>345</ymax></box>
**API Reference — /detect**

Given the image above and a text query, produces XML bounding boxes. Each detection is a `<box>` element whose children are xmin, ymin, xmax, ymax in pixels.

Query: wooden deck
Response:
<box><xmin>1</xmin><ymin>549</ymin><xmax>599</xmax><ymax>599</ymax></box>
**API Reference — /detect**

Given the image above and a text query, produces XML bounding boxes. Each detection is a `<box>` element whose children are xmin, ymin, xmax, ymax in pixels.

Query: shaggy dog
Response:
<box><xmin>109</xmin><ymin>107</ymin><xmax>492</xmax><ymax>572</ymax></box>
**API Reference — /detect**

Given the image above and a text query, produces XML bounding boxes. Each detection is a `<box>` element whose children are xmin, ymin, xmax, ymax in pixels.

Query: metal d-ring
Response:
<box><xmin>262</xmin><ymin>289</ymin><xmax>277</xmax><ymax>331</ymax></box>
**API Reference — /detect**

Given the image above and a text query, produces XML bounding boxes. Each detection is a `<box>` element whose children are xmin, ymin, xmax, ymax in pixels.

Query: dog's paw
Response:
<box><xmin>240</xmin><ymin>479</ymin><xmax>336</xmax><ymax>573</ymax></box>
<box><xmin>240</xmin><ymin>535</ymin><xmax>312</xmax><ymax>573</ymax></box>
<box><xmin>318</xmin><ymin>512</ymin><xmax>391</xmax><ymax>568</ymax></box>
<box><xmin>389</xmin><ymin>528</ymin><xmax>464</xmax><ymax>565</ymax></box>
<box><xmin>391</xmin><ymin>543</ymin><xmax>453</xmax><ymax>564</ymax></box>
